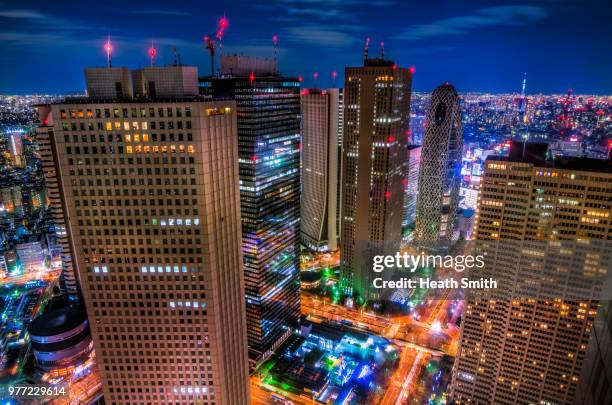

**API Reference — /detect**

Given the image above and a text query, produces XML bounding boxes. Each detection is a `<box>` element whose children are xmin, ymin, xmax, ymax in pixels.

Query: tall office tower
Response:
<box><xmin>199</xmin><ymin>55</ymin><xmax>301</xmax><ymax>364</ymax></box>
<box><xmin>300</xmin><ymin>88</ymin><xmax>341</xmax><ymax>252</ymax></box>
<box><xmin>336</xmin><ymin>89</ymin><xmax>344</xmax><ymax>244</ymax></box>
<box><xmin>415</xmin><ymin>84</ymin><xmax>462</xmax><ymax>242</ymax></box>
<box><xmin>403</xmin><ymin>145</ymin><xmax>421</xmax><ymax>228</ymax></box>
<box><xmin>36</xmin><ymin>65</ymin><xmax>250</xmax><ymax>404</ymax></box>
<box><xmin>340</xmin><ymin>52</ymin><xmax>412</xmax><ymax>300</ymax></box>
<box><xmin>450</xmin><ymin>142</ymin><xmax>612</xmax><ymax>405</ymax></box>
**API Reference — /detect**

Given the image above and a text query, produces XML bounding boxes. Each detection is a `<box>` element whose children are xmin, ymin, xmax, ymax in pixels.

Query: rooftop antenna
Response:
<box><xmin>148</xmin><ymin>41</ymin><xmax>157</xmax><ymax>66</ymax></box>
<box><xmin>172</xmin><ymin>47</ymin><xmax>178</xmax><ymax>66</ymax></box>
<box><xmin>204</xmin><ymin>15</ymin><xmax>229</xmax><ymax>76</ymax></box>
<box><xmin>272</xmin><ymin>35</ymin><xmax>278</xmax><ymax>74</ymax></box>
<box><xmin>105</xmin><ymin>35</ymin><xmax>113</xmax><ymax>67</ymax></box>
<box><xmin>363</xmin><ymin>37</ymin><xmax>370</xmax><ymax>62</ymax></box>
<box><xmin>331</xmin><ymin>70</ymin><xmax>337</xmax><ymax>82</ymax></box>
<box><xmin>380</xmin><ymin>41</ymin><xmax>385</xmax><ymax>59</ymax></box>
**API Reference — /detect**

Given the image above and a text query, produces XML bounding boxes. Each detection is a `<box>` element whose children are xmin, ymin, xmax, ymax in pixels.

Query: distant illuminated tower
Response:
<box><xmin>301</xmin><ymin>88</ymin><xmax>341</xmax><ymax>252</ymax></box>
<box><xmin>518</xmin><ymin>72</ymin><xmax>527</xmax><ymax>122</ymax></box>
<box><xmin>340</xmin><ymin>43</ymin><xmax>412</xmax><ymax>300</ymax></box>
<box><xmin>415</xmin><ymin>84</ymin><xmax>462</xmax><ymax>242</ymax></box>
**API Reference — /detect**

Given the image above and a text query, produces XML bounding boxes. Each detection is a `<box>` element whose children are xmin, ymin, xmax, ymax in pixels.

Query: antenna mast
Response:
<box><xmin>273</xmin><ymin>35</ymin><xmax>278</xmax><ymax>74</ymax></box>
<box><xmin>363</xmin><ymin>37</ymin><xmax>370</xmax><ymax>62</ymax></box>
<box><xmin>148</xmin><ymin>41</ymin><xmax>157</xmax><ymax>66</ymax></box>
<box><xmin>105</xmin><ymin>35</ymin><xmax>113</xmax><ymax>67</ymax></box>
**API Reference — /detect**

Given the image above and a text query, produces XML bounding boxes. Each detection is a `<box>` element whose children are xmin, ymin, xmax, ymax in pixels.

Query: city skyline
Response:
<box><xmin>0</xmin><ymin>2</ymin><xmax>610</xmax><ymax>403</ymax></box>
<box><xmin>1</xmin><ymin>0</ymin><xmax>612</xmax><ymax>94</ymax></box>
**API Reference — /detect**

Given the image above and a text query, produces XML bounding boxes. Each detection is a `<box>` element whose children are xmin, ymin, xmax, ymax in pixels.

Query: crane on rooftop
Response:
<box><xmin>204</xmin><ymin>15</ymin><xmax>229</xmax><ymax>76</ymax></box>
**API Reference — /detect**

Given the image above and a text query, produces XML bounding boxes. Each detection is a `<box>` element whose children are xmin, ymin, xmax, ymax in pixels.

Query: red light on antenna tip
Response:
<box><xmin>219</xmin><ymin>17</ymin><xmax>228</xmax><ymax>29</ymax></box>
<box><xmin>332</xmin><ymin>71</ymin><xmax>337</xmax><ymax>80</ymax></box>
<box><xmin>409</xmin><ymin>66</ymin><xmax>416</xmax><ymax>74</ymax></box>
<box><xmin>313</xmin><ymin>72</ymin><xmax>318</xmax><ymax>80</ymax></box>
<box><xmin>298</xmin><ymin>75</ymin><xmax>303</xmax><ymax>82</ymax></box>
<box><xmin>273</xmin><ymin>35</ymin><xmax>278</xmax><ymax>45</ymax></box>
<box><xmin>148</xmin><ymin>47</ymin><xmax>157</xmax><ymax>58</ymax></box>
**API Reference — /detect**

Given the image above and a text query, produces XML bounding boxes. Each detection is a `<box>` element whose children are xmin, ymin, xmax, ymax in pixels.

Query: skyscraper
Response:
<box><xmin>200</xmin><ymin>56</ymin><xmax>301</xmax><ymax>364</ymax></box>
<box><xmin>36</xmin><ymin>65</ymin><xmax>250</xmax><ymax>404</ymax></box>
<box><xmin>340</xmin><ymin>51</ymin><xmax>412</xmax><ymax>300</ymax></box>
<box><xmin>450</xmin><ymin>142</ymin><xmax>612</xmax><ymax>404</ymax></box>
<box><xmin>403</xmin><ymin>145</ymin><xmax>421</xmax><ymax>228</ymax></box>
<box><xmin>415</xmin><ymin>83</ymin><xmax>462</xmax><ymax>242</ymax></box>
<box><xmin>300</xmin><ymin>88</ymin><xmax>341</xmax><ymax>252</ymax></box>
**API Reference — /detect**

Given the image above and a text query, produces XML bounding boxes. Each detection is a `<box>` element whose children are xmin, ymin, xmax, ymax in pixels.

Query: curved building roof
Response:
<box><xmin>28</xmin><ymin>308</ymin><xmax>87</xmax><ymax>337</ymax></box>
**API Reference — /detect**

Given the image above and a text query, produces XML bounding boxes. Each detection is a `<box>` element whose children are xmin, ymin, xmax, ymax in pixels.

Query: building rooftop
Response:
<box><xmin>49</xmin><ymin>95</ymin><xmax>209</xmax><ymax>105</ymax></box>
<box><xmin>28</xmin><ymin>308</ymin><xmax>87</xmax><ymax>337</ymax></box>
<box><xmin>487</xmin><ymin>141</ymin><xmax>612</xmax><ymax>174</ymax></box>
<box><xmin>363</xmin><ymin>58</ymin><xmax>396</xmax><ymax>67</ymax></box>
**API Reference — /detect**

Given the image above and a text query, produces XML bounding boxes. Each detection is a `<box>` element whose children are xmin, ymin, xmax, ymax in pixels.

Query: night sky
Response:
<box><xmin>1</xmin><ymin>0</ymin><xmax>611</xmax><ymax>94</ymax></box>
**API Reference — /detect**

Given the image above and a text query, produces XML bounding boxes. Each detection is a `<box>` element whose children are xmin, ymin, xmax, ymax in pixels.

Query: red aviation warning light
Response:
<box><xmin>409</xmin><ymin>65</ymin><xmax>416</xmax><ymax>75</ymax></box>
<box><xmin>272</xmin><ymin>35</ymin><xmax>278</xmax><ymax>46</ymax></box>
<box><xmin>332</xmin><ymin>71</ymin><xmax>337</xmax><ymax>81</ymax></box>
<box><xmin>218</xmin><ymin>16</ymin><xmax>229</xmax><ymax>35</ymax></box>
<box><xmin>104</xmin><ymin>35</ymin><xmax>113</xmax><ymax>67</ymax></box>
<box><xmin>313</xmin><ymin>72</ymin><xmax>318</xmax><ymax>81</ymax></box>
<box><xmin>148</xmin><ymin>41</ymin><xmax>157</xmax><ymax>66</ymax></box>
<box><xmin>249</xmin><ymin>71</ymin><xmax>255</xmax><ymax>82</ymax></box>
<box><xmin>298</xmin><ymin>74</ymin><xmax>303</xmax><ymax>83</ymax></box>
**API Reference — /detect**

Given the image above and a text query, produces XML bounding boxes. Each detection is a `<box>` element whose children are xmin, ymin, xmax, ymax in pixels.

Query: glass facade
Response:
<box><xmin>200</xmin><ymin>76</ymin><xmax>302</xmax><ymax>363</ymax></box>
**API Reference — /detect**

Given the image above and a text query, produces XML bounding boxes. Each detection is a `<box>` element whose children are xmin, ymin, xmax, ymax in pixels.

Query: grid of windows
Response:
<box><xmin>42</xmin><ymin>99</ymin><xmax>249</xmax><ymax>404</ymax></box>
<box><xmin>200</xmin><ymin>76</ymin><xmax>302</xmax><ymax>364</ymax></box>
<box><xmin>340</xmin><ymin>62</ymin><xmax>412</xmax><ymax>300</ymax></box>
